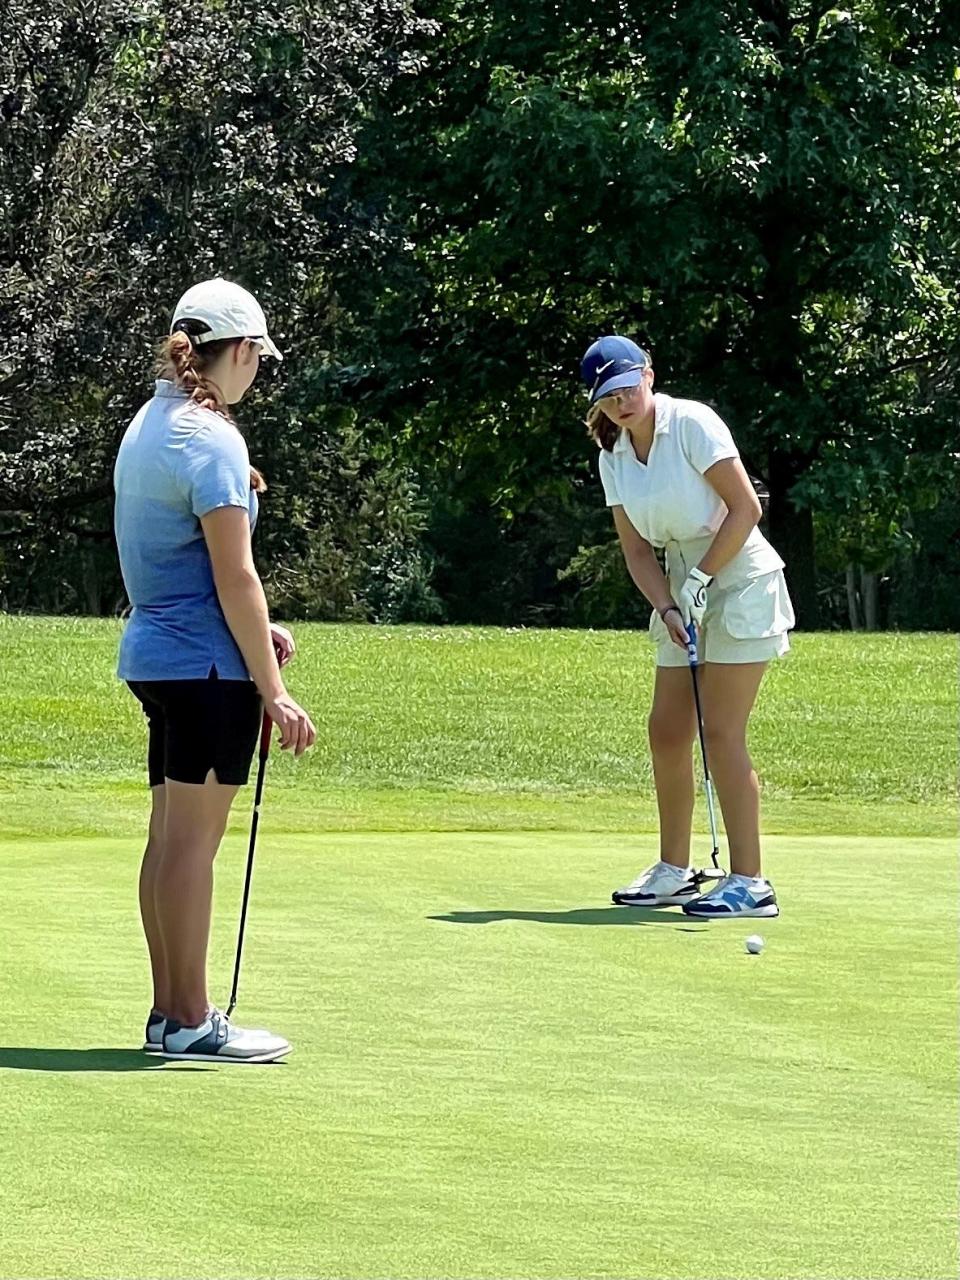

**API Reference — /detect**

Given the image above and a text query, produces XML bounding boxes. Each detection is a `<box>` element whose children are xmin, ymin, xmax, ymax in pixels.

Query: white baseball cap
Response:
<box><xmin>170</xmin><ymin>277</ymin><xmax>283</xmax><ymax>361</ymax></box>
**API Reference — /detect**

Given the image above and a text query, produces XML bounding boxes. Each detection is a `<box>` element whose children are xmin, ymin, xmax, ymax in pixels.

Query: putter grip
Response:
<box><xmin>261</xmin><ymin>637</ymin><xmax>291</xmax><ymax>752</ymax></box>
<box><xmin>685</xmin><ymin>621</ymin><xmax>699</xmax><ymax>666</ymax></box>
<box><xmin>258</xmin><ymin>637</ymin><xmax>285</xmax><ymax>756</ymax></box>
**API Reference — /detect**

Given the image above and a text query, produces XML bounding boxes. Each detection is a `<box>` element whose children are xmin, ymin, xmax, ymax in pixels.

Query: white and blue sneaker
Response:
<box><xmin>612</xmin><ymin>861</ymin><xmax>702</xmax><ymax>907</ymax></box>
<box><xmin>160</xmin><ymin>1009</ymin><xmax>291</xmax><ymax>1064</ymax></box>
<box><xmin>143</xmin><ymin>1010</ymin><xmax>165</xmax><ymax>1053</ymax></box>
<box><xmin>681</xmin><ymin>873</ymin><xmax>779</xmax><ymax>919</ymax></box>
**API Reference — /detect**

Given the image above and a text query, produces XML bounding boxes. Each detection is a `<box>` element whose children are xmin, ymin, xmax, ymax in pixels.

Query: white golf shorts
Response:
<box><xmin>650</xmin><ymin>568</ymin><xmax>795</xmax><ymax>667</ymax></box>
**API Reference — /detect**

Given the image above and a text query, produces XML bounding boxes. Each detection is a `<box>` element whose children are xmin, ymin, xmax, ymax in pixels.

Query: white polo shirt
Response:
<box><xmin>598</xmin><ymin>393</ymin><xmax>784</xmax><ymax>589</ymax></box>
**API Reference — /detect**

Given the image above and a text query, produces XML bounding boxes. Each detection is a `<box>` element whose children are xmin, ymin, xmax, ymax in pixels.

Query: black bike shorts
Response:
<box><xmin>127</xmin><ymin>672</ymin><xmax>262</xmax><ymax>787</ymax></box>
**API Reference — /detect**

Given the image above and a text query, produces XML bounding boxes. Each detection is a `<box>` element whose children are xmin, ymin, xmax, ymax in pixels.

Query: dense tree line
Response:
<box><xmin>2</xmin><ymin>1</ymin><xmax>958</xmax><ymax>629</ymax></box>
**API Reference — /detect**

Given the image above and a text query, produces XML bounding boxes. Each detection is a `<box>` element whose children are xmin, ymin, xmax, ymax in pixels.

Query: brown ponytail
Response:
<box><xmin>156</xmin><ymin>327</ymin><xmax>267</xmax><ymax>493</ymax></box>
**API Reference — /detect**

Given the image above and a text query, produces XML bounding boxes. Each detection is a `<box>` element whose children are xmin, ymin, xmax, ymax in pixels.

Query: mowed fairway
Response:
<box><xmin>0</xmin><ymin>618</ymin><xmax>956</xmax><ymax>1280</ymax></box>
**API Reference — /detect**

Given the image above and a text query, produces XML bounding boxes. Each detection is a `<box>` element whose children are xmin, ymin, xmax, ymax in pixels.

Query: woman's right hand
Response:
<box><xmin>264</xmin><ymin>691</ymin><xmax>317</xmax><ymax>756</ymax></box>
<box><xmin>660</xmin><ymin>605</ymin><xmax>690</xmax><ymax>650</ymax></box>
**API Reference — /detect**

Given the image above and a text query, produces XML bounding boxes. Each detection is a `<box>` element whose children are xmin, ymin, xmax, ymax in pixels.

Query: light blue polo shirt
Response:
<box><xmin>114</xmin><ymin>380</ymin><xmax>258</xmax><ymax>681</ymax></box>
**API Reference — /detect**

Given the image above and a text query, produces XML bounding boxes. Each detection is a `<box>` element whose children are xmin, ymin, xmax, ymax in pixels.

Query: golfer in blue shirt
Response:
<box><xmin>114</xmin><ymin>278</ymin><xmax>315</xmax><ymax>1063</ymax></box>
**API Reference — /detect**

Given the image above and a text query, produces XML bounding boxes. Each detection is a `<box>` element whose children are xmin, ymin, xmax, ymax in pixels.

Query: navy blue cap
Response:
<box><xmin>581</xmin><ymin>335</ymin><xmax>651</xmax><ymax>405</ymax></box>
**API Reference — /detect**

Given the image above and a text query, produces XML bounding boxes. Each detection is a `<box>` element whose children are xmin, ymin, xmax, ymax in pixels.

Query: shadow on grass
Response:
<box><xmin>429</xmin><ymin>907</ymin><xmax>707</xmax><ymax>929</ymax></box>
<box><xmin>0</xmin><ymin>1048</ymin><xmax>209</xmax><ymax>1072</ymax></box>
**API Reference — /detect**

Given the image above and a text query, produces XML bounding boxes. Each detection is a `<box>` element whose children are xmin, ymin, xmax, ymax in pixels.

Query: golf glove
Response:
<box><xmin>677</xmin><ymin>566</ymin><xmax>712</xmax><ymax>626</ymax></box>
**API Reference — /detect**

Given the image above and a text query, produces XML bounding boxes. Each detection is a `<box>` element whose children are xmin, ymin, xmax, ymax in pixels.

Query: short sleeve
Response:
<box><xmin>598</xmin><ymin>448</ymin><xmax>621</xmax><ymax>507</ymax></box>
<box><xmin>680</xmin><ymin>403</ymin><xmax>740</xmax><ymax>475</ymax></box>
<box><xmin>178</xmin><ymin>419</ymin><xmax>252</xmax><ymax>519</ymax></box>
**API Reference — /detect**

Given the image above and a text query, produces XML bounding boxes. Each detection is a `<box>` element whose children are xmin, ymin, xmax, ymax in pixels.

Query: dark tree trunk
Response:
<box><xmin>861</xmin><ymin>568</ymin><xmax>878</xmax><ymax>631</ymax></box>
<box><xmin>846</xmin><ymin>564</ymin><xmax>861</xmax><ymax>630</ymax></box>
<box><xmin>750</xmin><ymin>181</ymin><xmax>821</xmax><ymax>630</ymax></box>
<box><xmin>767</xmin><ymin>445</ymin><xmax>819</xmax><ymax>628</ymax></box>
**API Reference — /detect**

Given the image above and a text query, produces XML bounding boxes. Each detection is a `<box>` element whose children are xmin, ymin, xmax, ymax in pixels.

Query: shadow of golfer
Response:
<box><xmin>428</xmin><ymin>907</ymin><xmax>707</xmax><ymax>928</ymax></box>
<box><xmin>0</xmin><ymin>1048</ymin><xmax>208</xmax><ymax>1072</ymax></box>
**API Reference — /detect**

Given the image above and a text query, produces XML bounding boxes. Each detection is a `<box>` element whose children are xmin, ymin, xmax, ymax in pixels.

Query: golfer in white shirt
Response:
<box><xmin>582</xmin><ymin>336</ymin><xmax>794</xmax><ymax>918</ymax></box>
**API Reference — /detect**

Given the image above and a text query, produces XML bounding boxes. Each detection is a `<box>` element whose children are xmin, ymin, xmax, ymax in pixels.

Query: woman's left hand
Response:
<box><xmin>269</xmin><ymin>623</ymin><xmax>296</xmax><ymax>668</ymax></box>
<box><xmin>677</xmin><ymin>567</ymin><xmax>712</xmax><ymax>627</ymax></box>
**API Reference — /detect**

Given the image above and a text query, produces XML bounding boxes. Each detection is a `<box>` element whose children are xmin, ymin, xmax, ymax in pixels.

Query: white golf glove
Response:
<box><xmin>677</xmin><ymin>566</ymin><xmax>713</xmax><ymax>626</ymax></box>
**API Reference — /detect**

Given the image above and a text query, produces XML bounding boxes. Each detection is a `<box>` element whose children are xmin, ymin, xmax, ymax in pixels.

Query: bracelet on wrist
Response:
<box><xmin>658</xmin><ymin>604</ymin><xmax>682</xmax><ymax>620</ymax></box>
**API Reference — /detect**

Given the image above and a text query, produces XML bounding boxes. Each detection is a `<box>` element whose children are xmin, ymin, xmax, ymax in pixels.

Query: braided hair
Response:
<box><xmin>156</xmin><ymin>320</ymin><xmax>266</xmax><ymax>492</ymax></box>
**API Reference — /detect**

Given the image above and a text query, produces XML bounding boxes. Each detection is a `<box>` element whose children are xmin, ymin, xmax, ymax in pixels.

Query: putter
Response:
<box><xmin>685</xmin><ymin>622</ymin><xmax>725</xmax><ymax>886</ymax></box>
<box><xmin>225</xmin><ymin>704</ymin><xmax>274</xmax><ymax>1019</ymax></box>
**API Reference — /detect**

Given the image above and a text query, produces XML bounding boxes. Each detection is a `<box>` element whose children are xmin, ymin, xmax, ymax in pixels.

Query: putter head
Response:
<box><xmin>692</xmin><ymin>865</ymin><xmax>726</xmax><ymax>885</ymax></box>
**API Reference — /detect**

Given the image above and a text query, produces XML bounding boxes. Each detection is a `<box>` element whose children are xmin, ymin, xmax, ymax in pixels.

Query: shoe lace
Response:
<box><xmin>626</xmin><ymin>861</ymin><xmax>683</xmax><ymax>892</ymax></box>
<box><xmin>624</xmin><ymin>863</ymin><xmax>657</xmax><ymax>891</ymax></box>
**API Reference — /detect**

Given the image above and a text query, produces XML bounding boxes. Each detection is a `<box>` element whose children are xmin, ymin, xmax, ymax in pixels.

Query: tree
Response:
<box><xmin>335</xmin><ymin>0</ymin><xmax>960</xmax><ymax>626</ymax></box>
<box><xmin>0</xmin><ymin>0</ymin><xmax>431</xmax><ymax>613</ymax></box>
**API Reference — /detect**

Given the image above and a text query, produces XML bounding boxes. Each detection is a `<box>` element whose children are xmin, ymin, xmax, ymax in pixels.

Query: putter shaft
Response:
<box><xmin>686</xmin><ymin>623</ymin><xmax>721</xmax><ymax>870</ymax></box>
<box><xmin>226</xmin><ymin>709</ymin><xmax>273</xmax><ymax>1019</ymax></box>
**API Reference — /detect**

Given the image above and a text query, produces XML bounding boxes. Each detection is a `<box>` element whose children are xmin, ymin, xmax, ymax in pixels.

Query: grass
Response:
<box><xmin>0</xmin><ymin>616</ymin><xmax>955</xmax><ymax>837</ymax></box>
<box><xmin>0</xmin><ymin>616</ymin><xmax>957</xmax><ymax>1279</ymax></box>
<box><xmin>0</xmin><ymin>833</ymin><xmax>956</xmax><ymax>1280</ymax></box>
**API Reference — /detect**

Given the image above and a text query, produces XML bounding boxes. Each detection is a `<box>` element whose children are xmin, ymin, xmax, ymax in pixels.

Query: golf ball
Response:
<box><xmin>745</xmin><ymin>934</ymin><xmax>765</xmax><ymax>955</ymax></box>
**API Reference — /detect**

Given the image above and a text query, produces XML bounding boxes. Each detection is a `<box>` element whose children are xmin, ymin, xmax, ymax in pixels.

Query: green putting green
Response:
<box><xmin>0</xmin><ymin>833</ymin><xmax>955</xmax><ymax>1280</ymax></box>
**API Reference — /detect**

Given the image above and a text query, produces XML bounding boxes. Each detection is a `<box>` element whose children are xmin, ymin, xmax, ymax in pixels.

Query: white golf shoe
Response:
<box><xmin>143</xmin><ymin>1010</ymin><xmax>166</xmax><ymax>1053</ymax></box>
<box><xmin>144</xmin><ymin>1007</ymin><xmax>276</xmax><ymax>1054</ymax></box>
<box><xmin>611</xmin><ymin>860</ymin><xmax>703</xmax><ymax>907</ymax></box>
<box><xmin>159</xmin><ymin>1008</ymin><xmax>291</xmax><ymax>1064</ymax></box>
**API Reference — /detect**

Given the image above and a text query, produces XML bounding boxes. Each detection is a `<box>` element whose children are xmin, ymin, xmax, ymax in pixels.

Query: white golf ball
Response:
<box><xmin>745</xmin><ymin>934</ymin><xmax>765</xmax><ymax>955</ymax></box>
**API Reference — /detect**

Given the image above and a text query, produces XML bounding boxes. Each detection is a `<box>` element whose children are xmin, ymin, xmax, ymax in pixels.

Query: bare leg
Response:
<box><xmin>698</xmin><ymin>662</ymin><xmax>768</xmax><ymax>878</ymax></box>
<box><xmin>138</xmin><ymin>784</ymin><xmax>170</xmax><ymax>1014</ymax></box>
<box><xmin>155</xmin><ymin>770</ymin><xmax>239</xmax><ymax>1027</ymax></box>
<box><xmin>648</xmin><ymin>667</ymin><xmax>698</xmax><ymax>867</ymax></box>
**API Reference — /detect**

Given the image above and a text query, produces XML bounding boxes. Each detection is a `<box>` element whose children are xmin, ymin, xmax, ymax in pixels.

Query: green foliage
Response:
<box><xmin>557</xmin><ymin>538</ymin><xmax>653</xmax><ymax>629</ymax></box>
<box><xmin>335</xmin><ymin>0</ymin><xmax>960</xmax><ymax>627</ymax></box>
<box><xmin>0</xmin><ymin>0</ymin><xmax>433</xmax><ymax>616</ymax></box>
<box><xmin>249</xmin><ymin>386</ymin><xmax>443</xmax><ymax>622</ymax></box>
<box><xmin>1</xmin><ymin>1</ymin><xmax>958</xmax><ymax>627</ymax></box>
